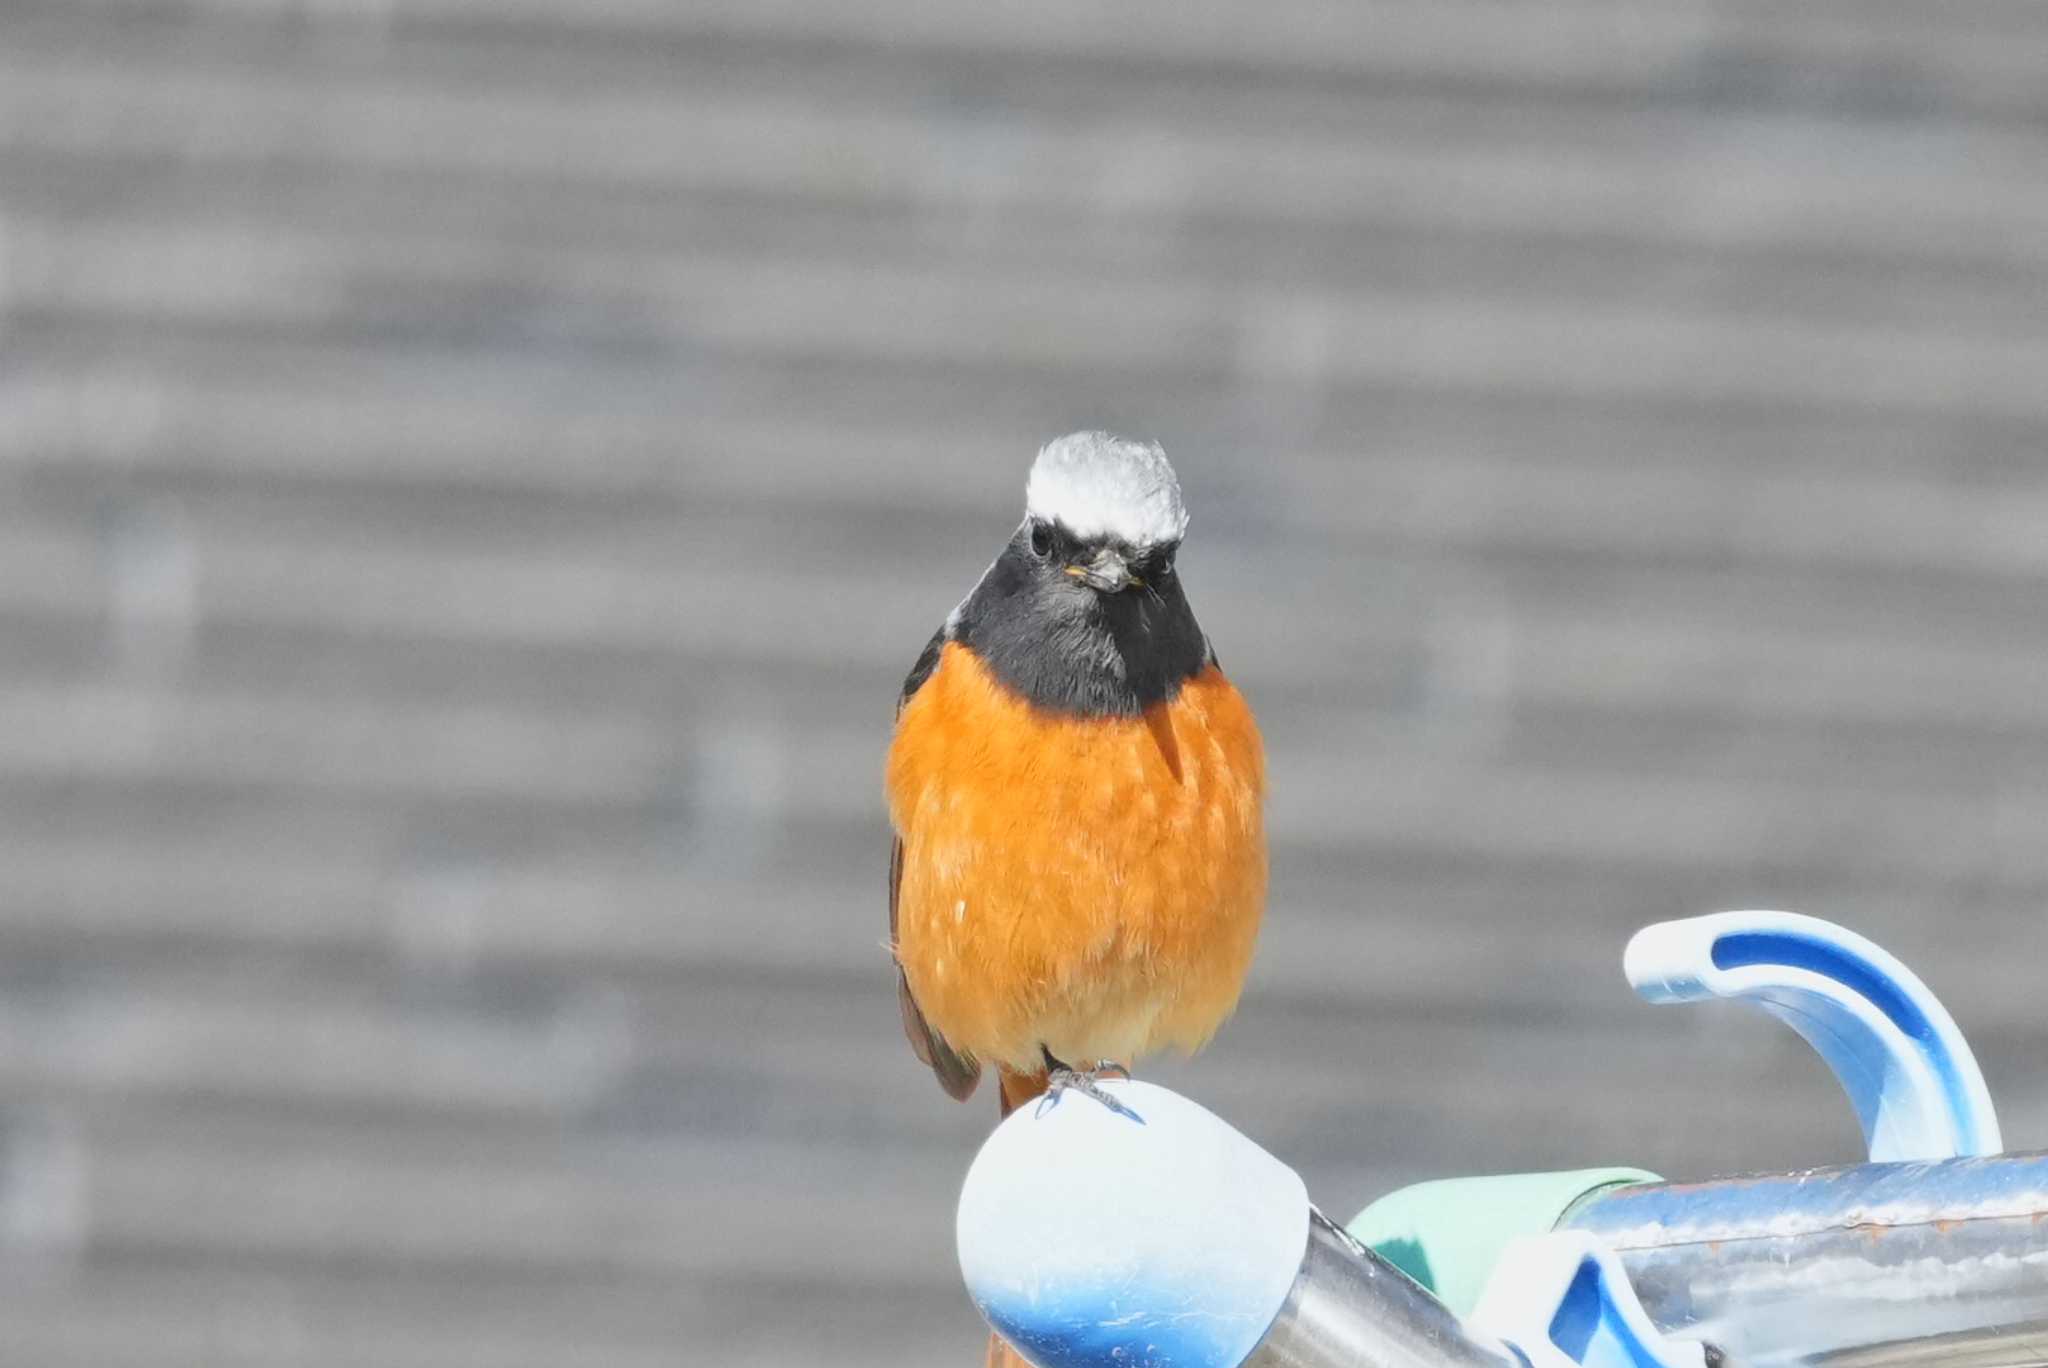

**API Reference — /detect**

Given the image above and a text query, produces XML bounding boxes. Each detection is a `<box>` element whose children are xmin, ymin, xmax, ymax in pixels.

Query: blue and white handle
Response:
<box><xmin>956</xmin><ymin>1081</ymin><xmax>1313</xmax><ymax>1368</ymax></box>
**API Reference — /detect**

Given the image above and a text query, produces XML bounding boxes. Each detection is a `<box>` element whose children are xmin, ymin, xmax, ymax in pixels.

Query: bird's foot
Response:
<box><xmin>1036</xmin><ymin>1053</ymin><xmax>1140</xmax><ymax>1121</ymax></box>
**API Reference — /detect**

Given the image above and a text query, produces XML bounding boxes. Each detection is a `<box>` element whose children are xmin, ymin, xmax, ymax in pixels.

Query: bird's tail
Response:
<box><xmin>983</xmin><ymin>1067</ymin><xmax>1051</xmax><ymax>1367</ymax></box>
<box><xmin>997</xmin><ymin>1066</ymin><xmax>1049</xmax><ymax>1118</ymax></box>
<box><xmin>986</xmin><ymin>1333</ymin><xmax>1033</xmax><ymax>1368</ymax></box>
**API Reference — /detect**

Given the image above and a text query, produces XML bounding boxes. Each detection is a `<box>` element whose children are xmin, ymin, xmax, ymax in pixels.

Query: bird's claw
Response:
<box><xmin>1037</xmin><ymin>1059</ymin><xmax>1142</xmax><ymax>1121</ymax></box>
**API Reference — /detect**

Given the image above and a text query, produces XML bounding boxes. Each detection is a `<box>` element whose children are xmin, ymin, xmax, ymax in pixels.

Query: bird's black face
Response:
<box><xmin>952</xmin><ymin>517</ymin><xmax>1211</xmax><ymax>717</ymax></box>
<box><xmin>1028</xmin><ymin>517</ymin><xmax>1177</xmax><ymax>597</ymax></box>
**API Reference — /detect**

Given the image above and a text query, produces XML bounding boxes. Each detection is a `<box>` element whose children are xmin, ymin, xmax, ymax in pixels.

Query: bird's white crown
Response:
<box><xmin>1023</xmin><ymin>432</ymin><xmax>1188</xmax><ymax>548</ymax></box>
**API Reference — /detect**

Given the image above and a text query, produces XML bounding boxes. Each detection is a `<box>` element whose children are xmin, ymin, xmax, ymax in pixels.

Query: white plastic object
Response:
<box><xmin>956</xmin><ymin>1079</ymin><xmax>1310</xmax><ymax>1368</ymax></box>
<box><xmin>1625</xmin><ymin>910</ymin><xmax>2001</xmax><ymax>1162</ymax></box>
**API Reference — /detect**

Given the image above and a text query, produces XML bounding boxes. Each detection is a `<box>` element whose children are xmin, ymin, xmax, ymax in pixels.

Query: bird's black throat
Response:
<box><xmin>947</xmin><ymin>527</ymin><xmax>1212</xmax><ymax>718</ymax></box>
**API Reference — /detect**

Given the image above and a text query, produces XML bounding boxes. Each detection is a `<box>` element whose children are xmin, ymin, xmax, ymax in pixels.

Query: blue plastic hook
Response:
<box><xmin>1624</xmin><ymin>910</ymin><xmax>2001</xmax><ymax>1163</ymax></box>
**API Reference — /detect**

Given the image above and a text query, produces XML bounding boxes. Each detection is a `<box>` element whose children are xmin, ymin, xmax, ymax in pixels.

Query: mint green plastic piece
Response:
<box><xmin>1345</xmin><ymin>1168</ymin><xmax>1661</xmax><ymax>1318</ymax></box>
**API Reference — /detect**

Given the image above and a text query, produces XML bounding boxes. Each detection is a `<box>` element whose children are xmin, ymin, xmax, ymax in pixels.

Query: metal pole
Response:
<box><xmin>1564</xmin><ymin>1151</ymin><xmax>2048</xmax><ymax>1366</ymax></box>
<box><xmin>1243</xmin><ymin>1209</ymin><xmax>1520</xmax><ymax>1368</ymax></box>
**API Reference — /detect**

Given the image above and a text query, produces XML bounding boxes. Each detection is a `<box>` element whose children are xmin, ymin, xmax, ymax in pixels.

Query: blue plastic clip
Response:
<box><xmin>1624</xmin><ymin>910</ymin><xmax>2001</xmax><ymax>1163</ymax></box>
<box><xmin>1473</xmin><ymin>1234</ymin><xmax>1704</xmax><ymax>1368</ymax></box>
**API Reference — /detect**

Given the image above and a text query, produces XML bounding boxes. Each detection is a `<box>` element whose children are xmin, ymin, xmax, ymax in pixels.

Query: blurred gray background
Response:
<box><xmin>3</xmin><ymin>1</ymin><xmax>2048</xmax><ymax>1364</ymax></box>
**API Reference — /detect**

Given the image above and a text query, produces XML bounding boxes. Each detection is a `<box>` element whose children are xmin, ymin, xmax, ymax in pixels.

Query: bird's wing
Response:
<box><xmin>890</xmin><ymin>629</ymin><xmax>982</xmax><ymax>1101</ymax></box>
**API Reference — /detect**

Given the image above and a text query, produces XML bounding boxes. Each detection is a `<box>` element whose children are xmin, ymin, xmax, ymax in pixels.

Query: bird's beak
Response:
<box><xmin>1064</xmin><ymin>549</ymin><xmax>1140</xmax><ymax>594</ymax></box>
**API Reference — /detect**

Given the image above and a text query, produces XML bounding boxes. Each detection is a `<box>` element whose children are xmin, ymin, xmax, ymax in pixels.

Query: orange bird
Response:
<box><xmin>886</xmin><ymin>432</ymin><xmax>1267</xmax><ymax>1130</ymax></box>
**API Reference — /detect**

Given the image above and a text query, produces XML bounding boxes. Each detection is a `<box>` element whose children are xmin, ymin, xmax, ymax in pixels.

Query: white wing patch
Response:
<box><xmin>1024</xmin><ymin>432</ymin><xmax>1189</xmax><ymax>548</ymax></box>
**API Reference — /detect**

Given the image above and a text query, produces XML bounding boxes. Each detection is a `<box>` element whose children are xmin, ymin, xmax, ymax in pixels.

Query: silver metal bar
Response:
<box><xmin>1563</xmin><ymin>1151</ymin><xmax>2048</xmax><ymax>1367</ymax></box>
<box><xmin>1244</xmin><ymin>1208</ymin><xmax>1520</xmax><ymax>1368</ymax></box>
<box><xmin>1815</xmin><ymin>1323</ymin><xmax>2048</xmax><ymax>1368</ymax></box>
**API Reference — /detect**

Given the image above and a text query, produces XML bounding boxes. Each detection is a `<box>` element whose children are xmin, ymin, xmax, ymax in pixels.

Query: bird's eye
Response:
<box><xmin>1029</xmin><ymin>522</ymin><xmax>1055</xmax><ymax>558</ymax></box>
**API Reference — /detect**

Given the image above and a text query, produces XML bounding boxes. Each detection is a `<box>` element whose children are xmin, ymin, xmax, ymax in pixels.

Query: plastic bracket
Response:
<box><xmin>1624</xmin><ymin>910</ymin><xmax>2000</xmax><ymax>1163</ymax></box>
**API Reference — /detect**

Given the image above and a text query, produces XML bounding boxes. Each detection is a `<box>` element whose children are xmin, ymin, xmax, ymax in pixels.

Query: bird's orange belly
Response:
<box><xmin>886</xmin><ymin>642</ymin><xmax>1265</xmax><ymax>1072</ymax></box>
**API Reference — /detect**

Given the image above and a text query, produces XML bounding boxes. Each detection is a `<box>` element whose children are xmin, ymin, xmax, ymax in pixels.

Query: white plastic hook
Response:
<box><xmin>1625</xmin><ymin>910</ymin><xmax>2001</xmax><ymax>1163</ymax></box>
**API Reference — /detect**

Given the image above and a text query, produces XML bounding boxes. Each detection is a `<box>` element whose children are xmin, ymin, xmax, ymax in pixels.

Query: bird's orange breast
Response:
<box><xmin>886</xmin><ymin>641</ymin><xmax>1265</xmax><ymax>1072</ymax></box>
